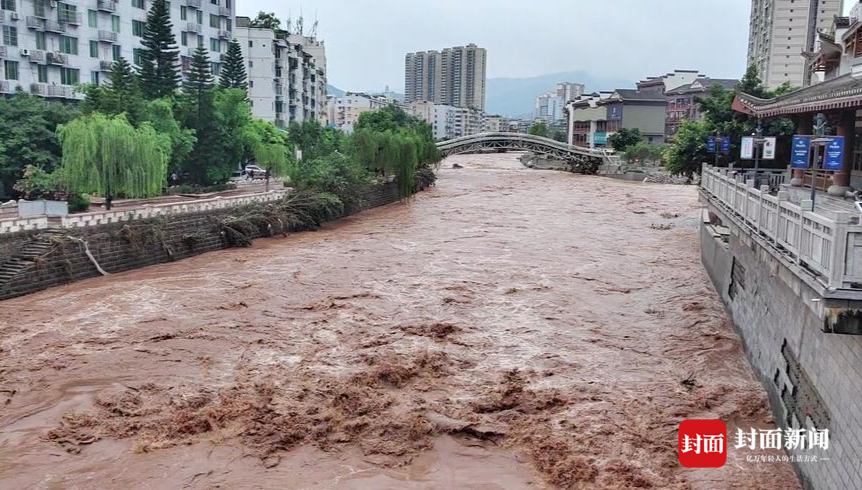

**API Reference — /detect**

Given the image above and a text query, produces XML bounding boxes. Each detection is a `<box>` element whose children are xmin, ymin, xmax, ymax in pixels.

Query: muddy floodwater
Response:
<box><xmin>0</xmin><ymin>154</ymin><xmax>799</xmax><ymax>488</ymax></box>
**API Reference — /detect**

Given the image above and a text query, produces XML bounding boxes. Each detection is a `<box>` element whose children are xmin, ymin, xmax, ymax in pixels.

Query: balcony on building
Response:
<box><xmin>44</xmin><ymin>19</ymin><xmax>67</xmax><ymax>33</ymax></box>
<box><xmin>218</xmin><ymin>6</ymin><xmax>230</xmax><ymax>16</ymax></box>
<box><xmin>184</xmin><ymin>0</ymin><xmax>201</xmax><ymax>7</ymax></box>
<box><xmin>96</xmin><ymin>0</ymin><xmax>116</xmax><ymax>12</ymax></box>
<box><xmin>218</xmin><ymin>30</ymin><xmax>231</xmax><ymax>40</ymax></box>
<box><xmin>99</xmin><ymin>59</ymin><xmax>114</xmax><ymax>71</ymax></box>
<box><xmin>184</xmin><ymin>22</ymin><xmax>201</xmax><ymax>34</ymax></box>
<box><xmin>97</xmin><ymin>30</ymin><xmax>117</xmax><ymax>43</ymax></box>
<box><xmin>58</xmin><ymin>11</ymin><xmax>83</xmax><ymax>25</ymax></box>
<box><xmin>0</xmin><ymin>46</ymin><xmax>6</xmax><ymax>59</ymax></box>
<box><xmin>46</xmin><ymin>51</ymin><xmax>68</xmax><ymax>65</ymax></box>
<box><xmin>0</xmin><ymin>80</ymin><xmax>13</xmax><ymax>94</ymax></box>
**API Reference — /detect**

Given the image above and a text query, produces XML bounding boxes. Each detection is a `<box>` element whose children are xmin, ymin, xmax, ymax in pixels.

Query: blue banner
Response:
<box><xmin>791</xmin><ymin>136</ymin><xmax>811</xmax><ymax>169</ymax></box>
<box><xmin>721</xmin><ymin>137</ymin><xmax>731</xmax><ymax>155</ymax></box>
<box><xmin>823</xmin><ymin>136</ymin><xmax>845</xmax><ymax>171</ymax></box>
<box><xmin>707</xmin><ymin>136</ymin><xmax>716</xmax><ymax>154</ymax></box>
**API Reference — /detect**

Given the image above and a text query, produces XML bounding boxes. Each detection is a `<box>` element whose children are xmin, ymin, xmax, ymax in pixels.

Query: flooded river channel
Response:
<box><xmin>0</xmin><ymin>154</ymin><xmax>798</xmax><ymax>488</ymax></box>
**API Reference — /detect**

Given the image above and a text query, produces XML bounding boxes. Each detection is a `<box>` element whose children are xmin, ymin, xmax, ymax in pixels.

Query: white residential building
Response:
<box><xmin>234</xmin><ymin>16</ymin><xmax>326</xmax><ymax>127</ymax></box>
<box><xmin>432</xmin><ymin>104</ymin><xmax>482</xmax><ymax>140</ymax></box>
<box><xmin>328</xmin><ymin>92</ymin><xmax>388</xmax><ymax>133</ymax></box>
<box><xmin>482</xmin><ymin>114</ymin><xmax>506</xmax><ymax>132</ymax></box>
<box><xmin>0</xmin><ymin>0</ymin><xmax>234</xmax><ymax>99</ymax></box>
<box><xmin>534</xmin><ymin>82</ymin><xmax>585</xmax><ymax>124</ymax></box>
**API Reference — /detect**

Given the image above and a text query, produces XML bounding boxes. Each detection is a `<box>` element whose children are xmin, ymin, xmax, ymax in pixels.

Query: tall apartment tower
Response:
<box><xmin>747</xmin><ymin>0</ymin><xmax>843</xmax><ymax>88</ymax></box>
<box><xmin>0</xmin><ymin>0</ymin><xmax>235</xmax><ymax>99</ymax></box>
<box><xmin>405</xmin><ymin>43</ymin><xmax>486</xmax><ymax>111</ymax></box>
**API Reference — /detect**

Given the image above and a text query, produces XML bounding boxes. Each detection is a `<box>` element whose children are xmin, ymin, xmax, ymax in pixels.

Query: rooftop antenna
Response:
<box><xmin>296</xmin><ymin>7</ymin><xmax>304</xmax><ymax>35</ymax></box>
<box><xmin>286</xmin><ymin>9</ymin><xmax>293</xmax><ymax>34</ymax></box>
<box><xmin>309</xmin><ymin>11</ymin><xmax>318</xmax><ymax>38</ymax></box>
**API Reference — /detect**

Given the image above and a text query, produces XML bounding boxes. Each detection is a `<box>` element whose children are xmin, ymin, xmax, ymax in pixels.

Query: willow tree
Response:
<box><xmin>57</xmin><ymin>114</ymin><xmax>169</xmax><ymax>209</ymax></box>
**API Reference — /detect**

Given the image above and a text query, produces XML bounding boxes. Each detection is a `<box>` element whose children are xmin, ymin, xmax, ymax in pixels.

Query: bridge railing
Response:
<box><xmin>701</xmin><ymin>164</ymin><xmax>862</xmax><ymax>290</ymax></box>
<box><xmin>436</xmin><ymin>132</ymin><xmax>608</xmax><ymax>161</ymax></box>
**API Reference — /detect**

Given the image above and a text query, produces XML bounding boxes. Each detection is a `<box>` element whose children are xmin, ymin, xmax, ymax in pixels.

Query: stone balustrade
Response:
<box><xmin>701</xmin><ymin>164</ymin><xmax>862</xmax><ymax>290</ymax></box>
<box><xmin>0</xmin><ymin>190</ymin><xmax>289</xmax><ymax>235</ymax></box>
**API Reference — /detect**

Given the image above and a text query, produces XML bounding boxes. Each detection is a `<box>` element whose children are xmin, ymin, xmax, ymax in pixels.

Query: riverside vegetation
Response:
<box><xmin>0</xmin><ymin>0</ymin><xmax>439</xmax><ymax>214</ymax></box>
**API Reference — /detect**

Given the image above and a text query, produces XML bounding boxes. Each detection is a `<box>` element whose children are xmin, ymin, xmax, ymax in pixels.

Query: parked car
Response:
<box><xmin>228</xmin><ymin>170</ymin><xmax>249</xmax><ymax>183</ymax></box>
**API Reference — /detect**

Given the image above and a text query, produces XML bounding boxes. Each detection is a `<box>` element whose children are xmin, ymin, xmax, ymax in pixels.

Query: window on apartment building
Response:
<box><xmin>248</xmin><ymin>60</ymin><xmax>253</xmax><ymax>68</ymax></box>
<box><xmin>249</xmin><ymin>80</ymin><xmax>253</xmax><ymax>88</ymax></box>
<box><xmin>4</xmin><ymin>60</ymin><xmax>18</xmax><ymax>80</ymax></box>
<box><xmin>89</xmin><ymin>40</ymin><xmax>98</xmax><ymax>58</ymax></box>
<box><xmin>133</xmin><ymin>48</ymin><xmax>143</xmax><ymax>66</ymax></box>
<box><xmin>60</xmin><ymin>67</ymin><xmax>79</xmax><ymax>85</ymax></box>
<box><xmin>111</xmin><ymin>15</ymin><xmax>120</xmax><ymax>33</ymax></box>
<box><xmin>0</xmin><ymin>0</ymin><xmax>15</xmax><ymax>11</ymax></box>
<box><xmin>209</xmin><ymin>14</ymin><xmax>219</xmax><ymax>28</ymax></box>
<box><xmin>210</xmin><ymin>37</ymin><xmax>219</xmax><ymax>52</ymax></box>
<box><xmin>225</xmin><ymin>0</ymin><xmax>230</xmax><ymax>8</ymax></box>
<box><xmin>226</xmin><ymin>18</ymin><xmax>231</xmax><ymax>31</ymax></box>
<box><xmin>197</xmin><ymin>35</ymin><xmax>203</xmax><ymax>48</ymax></box>
<box><xmin>88</xmin><ymin>9</ymin><xmax>97</xmax><ymax>28</ymax></box>
<box><xmin>57</xmin><ymin>4</ymin><xmax>77</xmax><ymax>23</ymax></box>
<box><xmin>196</xmin><ymin>10</ymin><xmax>202</xmax><ymax>25</ymax></box>
<box><xmin>210</xmin><ymin>62</ymin><xmax>220</xmax><ymax>76</ymax></box>
<box><xmin>132</xmin><ymin>20</ymin><xmax>145</xmax><ymax>37</ymax></box>
<box><xmin>36</xmin><ymin>31</ymin><xmax>45</xmax><ymax>50</ymax></box>
<box><xmin>59</xmin><ymin>35</ymin><xmax>78</xmax><ymax>55</ymax></box>
<box><xmin>91</xmin><ymin>71</ymin><xmax>99</xmax><ymax>85</ymax></box>
<box><xmin>248</xmin><ymin>40</ymin><xmax>252</xmax><ymax>47</ymax></box>
<box><xmin>180</xmin><ymin>6</ymin><xmax>186</xmax><ymax>20</ymax></box>
<box><xmin>132</xmin><ymin>0</ymin><xmax>144</xmax><ymax>8</ymax></box>
<box><xmin>37</xmin><ymin>65</ymin><xmax>48</xmax><ymax>83</ymax></box>
<box><xmin>210</xmin><ymin>0</ymin><xmax>217</xmax><ymax>4</ymax></box>
<box><xmin>2</xmin><ymin>26</ymin><xmax>17</xmax><ymax>47</ymax></box>
<box><xmin>112</xmin><ymin>44</ymin><xmax>121</xmax><ymax>60</ymax></box>
<box><xmin>181</xmin><ymin>31</ymin><xmax>187</xmax><ymax>46</ymax></box>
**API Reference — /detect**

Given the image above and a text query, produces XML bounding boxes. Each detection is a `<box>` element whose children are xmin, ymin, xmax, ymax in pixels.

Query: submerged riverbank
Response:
<box><xmin>0</xmin><ymin>153</ymin><xmax>797</xmax><ymax>488</ymax></box>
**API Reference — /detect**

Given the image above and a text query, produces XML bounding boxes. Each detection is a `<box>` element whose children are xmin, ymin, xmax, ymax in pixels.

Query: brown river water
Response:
<box><xmin>0</xmin><ymin>154</ymin><xmax>799</xmax><ymax>489</ymax></box>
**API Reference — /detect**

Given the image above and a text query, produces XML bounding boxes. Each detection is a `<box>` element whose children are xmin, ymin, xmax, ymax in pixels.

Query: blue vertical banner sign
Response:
<box><xmin>721</xmin><ymin>137</ymin><xmax>731</xmax><ymax>155</ymax></box>
<box><xmin>823</xmin><ymin>136</ymin><xmax>845</xmax><ymax>171</ymax></box>
<box><xmin>707</xmin><ymin>136</ymin><xmax>716</xmax><ymax>153</ymax></box>
<box><xmin>791</xmin><ymin>136</ymin><xmax>811</xmax><ymax>169</ymax></box>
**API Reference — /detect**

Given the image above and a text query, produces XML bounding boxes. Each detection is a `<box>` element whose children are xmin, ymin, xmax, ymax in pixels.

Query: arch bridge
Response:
<box><xmin>436</xmin><ymin>132</ymin><xmax>608</xmax><ymax>173</ymax></box>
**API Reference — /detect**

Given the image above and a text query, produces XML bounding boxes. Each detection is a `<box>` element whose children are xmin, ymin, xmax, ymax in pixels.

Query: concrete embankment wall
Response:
<box><xmin>0</xmin><ymin>182</ymin><xmax>405</xmax><ymax>301</ymax></box>
<box><xmin>701</xmin><ymin>204</ymin><xmax>862</xmax><ymax>490</ymax></box>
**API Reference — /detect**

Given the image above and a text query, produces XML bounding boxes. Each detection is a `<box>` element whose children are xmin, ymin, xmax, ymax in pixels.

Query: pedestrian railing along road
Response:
<box><xmin>701</xmin><ymin>164</ymin><xmax>862</xmax><ymax>290</ymax></box>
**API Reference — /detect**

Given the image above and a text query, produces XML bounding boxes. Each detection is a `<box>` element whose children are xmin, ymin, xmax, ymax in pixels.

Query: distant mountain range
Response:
<box><xmin>486</xmin><ymin>71</ymin><xmax>634</xmax><ymax>119</ymax></box>
<box><xmin>328</xmin><ymin>70</ymin><xmax>634</xmax><ymax>119</ymax></box>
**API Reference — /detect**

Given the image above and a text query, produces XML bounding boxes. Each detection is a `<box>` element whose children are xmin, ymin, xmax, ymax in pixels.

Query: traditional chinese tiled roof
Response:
<box><xmin>666</xmin><ymin>78</ymin><xmax>739</xmax><ymax>95</ymax></box>
<box><xmin>604</xmin><ymin>89</ymin><xmax>667</xmax><ymax>103</ymax></box>
<box><xmin>734</xmin><ymin>73</ymin><xmax>862</xmax><ymax>117</ymax></box>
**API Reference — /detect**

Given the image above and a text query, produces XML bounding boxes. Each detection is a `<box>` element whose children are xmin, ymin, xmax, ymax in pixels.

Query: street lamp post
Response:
<box><xmin>752</xmin><ymin>121</ymin><xmax>764</xmax><ymax>187</ymax></box>
<box><xmin>809</xmin><ymin>113</ymin><xmax>829</xmax><ymax>210</ymax></box>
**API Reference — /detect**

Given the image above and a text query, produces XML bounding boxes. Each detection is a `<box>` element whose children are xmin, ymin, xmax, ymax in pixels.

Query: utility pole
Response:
<box><xmin>753</xmin><ymin>120</ymin><xmax>764</xmax><ymax>187</ymax></box>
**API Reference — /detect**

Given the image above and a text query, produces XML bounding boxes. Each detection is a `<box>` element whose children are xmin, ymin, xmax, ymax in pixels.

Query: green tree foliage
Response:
<box><xmin>143</xmin><ymin>98</ymin><xmax>195</xmax><ymax>175</ymax></box>
<box><xmin>624</xmin><ymin>141</ymin><xmax>665</xmax><ymax>164</ymax></box>
<box><xmin>56</xmin><ymin>114</ymin><xmax>170</xmax><ymax>208</ymax></box>
<box><xmin>0</xmin><ymin>93</ymin><xmax>78</xmax><ymax>198</ymax></box>
<box><xmin>551</xmin><ymin>129</ymin><xmax>567</xmax><ymax>143</ymax></box>
<box><xmin>139</xmin><ymin>0</ymin><xmax>180</xmax><ymax>99</ymax></box>
<box><xmin>219</xmin><ymin>39</ymin><xmax>248</xmax><ymax>91</ymax></box>
<box><xmin>664</xmin><ymin>121</ymin><xmax>710</xmax><ymax>178</ymax></box>
<box><xmin>294</xmin><ymin>153</ymin><xmax>370</xmax><ymax>211</ymax></box>
<box><xmin>529</xmin><ymin>122</ymin><xmax>549</xmax><ymax>138</ymax></box>
<box><xmin>608</xmin><ymin>128</ymin><xmax>642</xmax><ymax>152</ymax></box>
<box><xmin>214</xmin><ymin>88</ymin><xmax>255</xmax><ymax>169</ymax></box>
<box><xmin>288</xmin><ymin>121</ymin><xmax>345</xmax><ymax>162</ymax></box>
<box><xmin>81</xmin><ymin>57</ymin><xmax>146</xmax><ymax>124</ymax></box>
<box><xmin>245</xmin><ymin>119</ymin><xmax>292</xmax><ymax>176</ymax></box>
<box><xmin>179</xmin><ymin>47</ymin><xmax>224</xmax><ymax>184</ymax></box>
<box><xmin>250</xmin><ymin>12</ymin><xmax>282</xmax><ymax>29</ymax></box>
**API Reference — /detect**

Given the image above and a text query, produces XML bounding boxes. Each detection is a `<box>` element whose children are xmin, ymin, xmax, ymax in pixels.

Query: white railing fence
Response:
<box><xmin>701</xmin><ymin>164</ymin><xmax>862</xmax><ymax>290</ymax></box>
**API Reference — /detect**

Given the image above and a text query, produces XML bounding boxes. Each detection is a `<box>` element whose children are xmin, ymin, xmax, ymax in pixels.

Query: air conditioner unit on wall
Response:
<box><xmin>10</xmin><ymin>11</ymin><xmax>19</xmax><ymax>20</ymax></box>
<box><xmin>20</xmin><ymin>48</ymin><xmax>30</xmax><ymax>56</ymax></box>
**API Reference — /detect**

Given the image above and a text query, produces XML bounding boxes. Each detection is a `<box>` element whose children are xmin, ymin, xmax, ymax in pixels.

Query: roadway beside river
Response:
<box><xmin>0</xmin><ymin>153</ymin><xmax>797</xmax><ymax>488</ymax></box>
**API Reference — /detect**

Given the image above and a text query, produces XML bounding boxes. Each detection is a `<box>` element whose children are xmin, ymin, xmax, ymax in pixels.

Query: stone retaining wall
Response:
<box><xmin>0</xmin><ymin>182</ymin><xmax>408</xmax><ymax>301</ymax></box>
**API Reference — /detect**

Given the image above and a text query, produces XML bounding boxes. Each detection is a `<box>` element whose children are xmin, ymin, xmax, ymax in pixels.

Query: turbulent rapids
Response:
<box><xmin>0</xmin><ymin>153</ymin><xmax>796</xmax><ymax>488</ymax></box>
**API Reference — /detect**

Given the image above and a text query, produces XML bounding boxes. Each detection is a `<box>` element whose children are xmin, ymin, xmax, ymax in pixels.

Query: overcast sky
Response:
<box><xmin>238</xmin><ymin>0</ymin><xmax>762</xmax><ymax>92</ymax></box>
